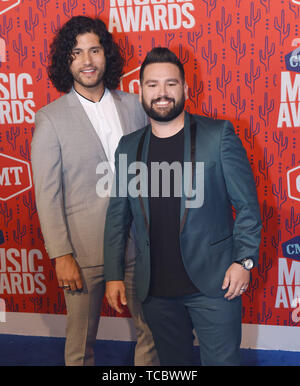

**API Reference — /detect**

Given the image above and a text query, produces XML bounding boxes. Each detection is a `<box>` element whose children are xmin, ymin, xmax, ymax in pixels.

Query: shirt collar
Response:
<box><xmin>73</xmin><ymin>87</ymin><xmax>109</xmax><ymax>104</ymax></box>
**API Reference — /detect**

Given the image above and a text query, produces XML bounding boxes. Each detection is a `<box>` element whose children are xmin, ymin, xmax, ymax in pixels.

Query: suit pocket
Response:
<box><xmin>210</xmin><ymin>234</ymin><xmax>233</xmax><ymax>252</ymax></box>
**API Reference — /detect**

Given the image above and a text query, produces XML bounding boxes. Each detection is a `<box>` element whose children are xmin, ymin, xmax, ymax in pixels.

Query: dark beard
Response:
<box><xmin>141</xmin><ymin>94</ymin><xmax>185</xmax><ymax>122</ymax></box>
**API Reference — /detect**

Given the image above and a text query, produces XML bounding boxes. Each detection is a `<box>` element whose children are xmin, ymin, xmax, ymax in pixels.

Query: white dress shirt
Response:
<box><xmin>75</xmin><ymin>88</ymin><xmax>123</xmax><ymax>171</ymax></box>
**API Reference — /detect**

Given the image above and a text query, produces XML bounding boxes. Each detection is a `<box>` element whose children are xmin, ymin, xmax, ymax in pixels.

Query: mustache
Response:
<box><xmin>151</xmin><ymin>96</ymin><xmax>175</xmax><ymax>106</ymax></box>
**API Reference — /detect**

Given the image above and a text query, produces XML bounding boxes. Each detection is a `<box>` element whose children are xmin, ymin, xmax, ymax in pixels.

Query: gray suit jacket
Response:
<box><xmin>31</xmin><ymin>89</ymin><xmax>148</xmax><ymax>267</ymax></box>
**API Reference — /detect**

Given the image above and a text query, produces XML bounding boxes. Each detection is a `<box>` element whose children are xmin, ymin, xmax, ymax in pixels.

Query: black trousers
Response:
<box><xmin>142</xmin><ymin>292</ymin><xmax>242</xmax><ymax>366</ymax></box>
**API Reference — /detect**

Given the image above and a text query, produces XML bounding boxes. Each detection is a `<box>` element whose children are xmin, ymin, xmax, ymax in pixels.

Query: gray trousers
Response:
<box><xmin>64</xmin><ymin>261</ymin><xmax>159</xmax><ymax>366</ymax></box>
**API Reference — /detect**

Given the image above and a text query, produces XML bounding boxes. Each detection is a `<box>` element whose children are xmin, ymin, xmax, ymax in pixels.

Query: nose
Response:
<box><xmin>81</xmin><ymin>51</ymin><xmax>92</xmax><ymax>66</ymax></box>
<box><xmin>157</xmin><ymin>83</ymin><xmax>168</xmax><ymax>97</ymax></box>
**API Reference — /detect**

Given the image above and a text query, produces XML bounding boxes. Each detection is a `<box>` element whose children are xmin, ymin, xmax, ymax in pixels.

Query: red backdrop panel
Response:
<box><xmin>0</xmin><ymin>0</ymin><xmax>299</xmax><ymax>326</ymax></box>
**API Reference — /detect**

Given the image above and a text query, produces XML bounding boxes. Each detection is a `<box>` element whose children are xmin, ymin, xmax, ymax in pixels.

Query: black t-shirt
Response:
<box><xmin>147</xmin><ymin>128</ymin><xmax>199</xmax><ymax>297</ymax></box>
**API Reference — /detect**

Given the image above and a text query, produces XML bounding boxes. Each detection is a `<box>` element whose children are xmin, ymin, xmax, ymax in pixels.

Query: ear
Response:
<box><xmin>139</xmin><ymin>84</ymin><xmax>143</xmax><ymax>103</ymax></box>
<box><xmin>184</xmin><ymin>82</ymin><xmax>188</xmax><ymax>100</ymax></box>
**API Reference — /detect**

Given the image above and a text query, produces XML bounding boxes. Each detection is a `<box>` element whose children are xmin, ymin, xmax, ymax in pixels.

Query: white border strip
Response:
<box><xmin>1</xmin><ymin>313</ymin><xmax>300</xmax><ymax>351</ymax></box>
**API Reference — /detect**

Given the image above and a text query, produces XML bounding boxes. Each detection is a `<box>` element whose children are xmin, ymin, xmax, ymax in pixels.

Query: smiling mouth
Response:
<box><xmin>81</xmin><ymin>68</ymin><xmax>96</xmax><ymax>74</ymax></box>
<box><xmin>152</xmin><ymin>98</ymin><xmax>174</xmax><ymax>108</ymax></box>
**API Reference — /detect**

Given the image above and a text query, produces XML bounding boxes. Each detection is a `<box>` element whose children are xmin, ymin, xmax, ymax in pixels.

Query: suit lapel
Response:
<box><xmin>136</xmin><ymin>112</ymin><xmax>196</xmax><ymax>235</ymax></box>
<box><xmin>66</xmin><ymin>90</ymin><xmax>108</xmax><ymax>162</ymax></box>
<box><xmin>136</xmin><ymin>126</ymin><xmax>151</xmax><ymax>233</ymax></box>
<box><xmin>179</xmin><ymin>112</ymin><xmax>196</xmax><ymax>233</ymax></box>
<box><xmin>111</xmin><ymin>90</ymin><xmax>130</xmax><ymax>135</ymax></box>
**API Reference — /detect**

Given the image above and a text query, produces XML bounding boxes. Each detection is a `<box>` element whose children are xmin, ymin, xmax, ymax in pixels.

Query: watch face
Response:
<box><xmin>244</xmin><ymin>259</ymin><xmax>254</xmax><ymax>270</ymax></box>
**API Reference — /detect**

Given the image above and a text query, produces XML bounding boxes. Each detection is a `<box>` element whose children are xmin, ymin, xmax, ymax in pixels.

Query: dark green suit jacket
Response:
<box><xmin>104</xmin><ymin>112</ymin><xmax>262</xmax><ymax>301</ymax></box>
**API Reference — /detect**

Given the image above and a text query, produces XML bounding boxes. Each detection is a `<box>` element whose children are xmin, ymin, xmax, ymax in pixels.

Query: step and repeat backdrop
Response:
<box><xmin>0</xmin><ymin>0</ymin><xmax>299</xmax><ymax>347</ymax></box>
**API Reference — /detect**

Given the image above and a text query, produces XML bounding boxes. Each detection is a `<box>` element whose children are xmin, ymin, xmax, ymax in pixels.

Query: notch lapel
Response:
<box><xmin>66</xmin><ymin>90</ymin><xmax>108</xmax><ymax>162</ymax></box>
<box><xmin>111</xmin><ymin>90</ymin><xmax>130</xmax><ymax>135</ymax></box>
<box><xmin>136</xmin><ymin>126</ymin><xmax>151</xmax><ymax>234</ymax></box>
<box><xmin>179</xmin><ymin>113</ymin><xmax>196</xmax><ymax>233</ymax></box>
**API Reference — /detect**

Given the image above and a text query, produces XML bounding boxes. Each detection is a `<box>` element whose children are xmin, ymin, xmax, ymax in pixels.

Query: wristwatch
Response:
<box><xmin>234</xmin><ymin>258</ymin><xmax>254</xmax><ymax>271</ymax></box>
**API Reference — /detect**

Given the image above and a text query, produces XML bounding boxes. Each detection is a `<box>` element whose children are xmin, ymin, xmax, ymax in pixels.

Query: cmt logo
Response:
<box><xmin>120</xmin><ymin>67</ymin><xmax>140</xmax><ymax>94</ymax></box>
<box><xmin>285</xmin><ymin>38</ymin><xmax>300</xmax><ymax>73</ymax></box>
<box><xmin>0</xmin><ymin>153</ymin><xmax>32</xmax><ymax>201</ymax></box>
<box><xmin>282</xmin><ymin>236</ymin><xmax>300</xmax><ymax>261</ymax></box>
<box><xmin>285</xmin><ymin>50</ymin><xmax>300</xmax><ymax>73</ymax></box>
<box><xmin>0</xmin><ymin>0</ymin><xmax>21</xmax><ymax>16</ymax></box>
<box><xmin>287</xmin><ymin>165</ymin><xmax>300</xmax><ymax>202</ymax></box>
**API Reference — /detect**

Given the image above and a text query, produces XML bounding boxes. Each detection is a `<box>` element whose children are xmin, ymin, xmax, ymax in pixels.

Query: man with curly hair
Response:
<box><xmin>31</xmin><ymin>16</ymin><xmax>158</xmax><ymax>366</ymax></box>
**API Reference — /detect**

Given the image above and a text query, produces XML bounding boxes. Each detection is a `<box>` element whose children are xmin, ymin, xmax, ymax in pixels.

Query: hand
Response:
<box><xmin>105</xmin><ymin>281</ymin><xmax>127</xmax><ymax>314</ymax></box>
<box><xmin>222</xmin><ymin>263</ymin><xmax>250</xmax><ymax>300</ymax></box>
<box><xmin>55</xmin><ymin>254</ymin><xmax>83</xmax><ymax>291</ymax></box>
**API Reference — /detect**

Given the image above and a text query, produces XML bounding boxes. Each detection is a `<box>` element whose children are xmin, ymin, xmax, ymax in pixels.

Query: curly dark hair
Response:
<box><xmin>47</xmin><ymin>16</ymin><xmax>124</xmax><ymax>92</ymax></box>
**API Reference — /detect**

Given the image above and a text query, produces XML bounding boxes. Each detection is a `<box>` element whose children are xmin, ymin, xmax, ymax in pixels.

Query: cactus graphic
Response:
<box><xmin>89</xmin><ymin>0</ymin><xmax>105</xmax><ymax>16</ymax></box>
<box><xmin>272</xmin><ymin>177</ymin><xmax>287</xmax><ymax>210</ymax></box>
<box><xmin>260</xmin><ymin>0</ymin><xmax>270</xmax><ymax>13</ymax></box>
<box><xmin>20</xmin><ymin>139</ymin><xmax>31</xmax><ymax>161</ymax></box>
<box><xmin>258</xmin><ymin>92</ymin><xmax>274</xmax><ymax>127</ymax></box>
<box><xmin>201</xmin><ymin>40</ymin><xmax>217</xmax><ymax>74</ymax></box>
<box><xmin>24</xmin><ymin>7</ymin><xmax>39</xmax><ymax>41</ymax></box>
<box><xmin>12</xmin><ymin>33</ymin><xmax>28</xmax><ymax>66</ymax></box>
<box><xmin>259</xmin><ymin>36</ymin><xmax>275</xmax><ymax>71</ymax></box>
<box><xmin>216</xmin><ymin>7</ymin><xmax>232</xmax><ymax>43</ymax></box>
<box><xmin>187</xmin><ymin>30</ymin><xmax>203</xmax><ymax>54</ymax></box>
<box><xmin>244</xmin><ymin>277</ymin><xmax>259</xmax><ymax>304</ymax></box>
<box><xmin>274</xmin><ymin>10</ymin><xmax>290</xmax><ymax>46</ymax></box>
<box><xmin>36</xmin><ymin>0</ymin><xmax>50</xmax><ymax>17</ymax></box>
<box><xmin>201</xmin><ymin>0</ymin><xmax>217</xmax><ymax>17</ymax></box>
<box><xmin>23</xmin><ymin>191</ymin><xmax>37</xmax><ymax>219</ymax></box>
<box><xmin>271</xmin><ymin>230</ymin><xmax>281</xmax><ymax>251</ymax></box>
<box><xmin>257</xmin><ymin>301</ymin><xmax>272</xmax><ymax>324</ymax></box>
<box><xmin>188</xmin><ymin>74</ymin><xmax>203</xmax><ymax>109</ymax></box>
<box><xmin>165</xmin><ymin>32</ymin><xmax>175</xmax><ymax>48</ymax></box>
<box><xmin>272</xmin><ymin>131</ymin><xmax>288</xmax><ymax>158</ymax></box>
<box><xmin>63</xmin><ymin>0</ymin><xmax>78</xmax><ymax>18</ymax></box>
<box><xmin>245</xmin><ymin>59</ymin><xmax>260</xmax><ymax>95</ymax></box>
<box><xmin>216</xmin><ymin>64</ymin><xmax>232</xmax><ymax>99</ymax></box>
<box><xmin>230</xmin><ymin>30</ymin><xmax>246</xmax><ymax>65</ymax></box>
<box><xmin>0</xmin><ymin>15</ymin><xmax>13</xmax><ymax>44</ymax></box>
<box><xmin>262</xmin><ymin>199</ymin><xmax>273</xmax><ymax>232</ymax></box>
<box><xmin>230</xmin><ymin>86</ymin><xmax>246</xmax><ymax>120</ymax></box>
<box><xmin>244</xmin><ymin>115</ymin><xmax>260</xmax><ymax>150</ymax></box>
<box><xmin>0</xmin><ymin>203</ymin><xmax>13</xmax><ymax>227</ymax></box>
<box><xmin>6</xmin><ymin>127</ymin><xmax>20</xmax><ymax>150</ymax></box>
<box><xmin>118</xmin><ymin>36</ymin><xmax>134</xmax><ymax>67</ymax></box>
<box><xmin>258</xmin><ymin>251</ymin><xmax>272</xmax><ymax>283</ymax></box>
<box><xmin>245</xmin><ymin>2</ymin><xmax>261</xmax><ymax>38</ymax></box>
<box><xmin>13</xmin><ymin>219</ymin><xmax>27</xmax><ymax>245</ymax></box>
<box><xmin>285</xmin><ymin>207</ymin><xmax>300</xmax><ymax>236</ymax></box>
<box><xmin>258</xmin><ymin>147</ymin><xmax>274</xmax><ymax>180</ymax></box>
<box><xmin>202</xmin><ymin>95</ymin><xmax>217</xmax><ymax>119</ymax></box>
